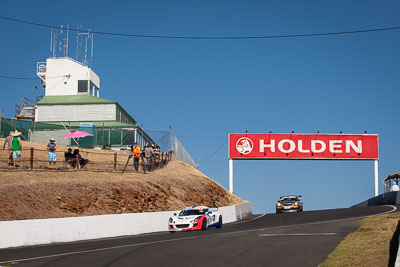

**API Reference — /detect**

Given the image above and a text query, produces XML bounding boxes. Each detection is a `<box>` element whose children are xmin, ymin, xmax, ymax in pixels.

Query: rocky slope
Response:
<box><xmin>0</xmin><ymin>141</ymin><xmax>244</xmax><ymax>220</ymax></box>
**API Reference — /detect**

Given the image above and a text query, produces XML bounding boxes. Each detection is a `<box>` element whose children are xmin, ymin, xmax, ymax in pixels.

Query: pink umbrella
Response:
<box><xmin>63</xmin><ymin>130</ymin><xmax>94</xmax><ymax>139</ymax></box>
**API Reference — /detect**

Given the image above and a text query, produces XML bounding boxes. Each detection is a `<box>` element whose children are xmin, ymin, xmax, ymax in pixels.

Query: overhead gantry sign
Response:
<box><xmin>228</xmin><ymin>133</ymin><xmax>379</xmax><ymax>195</ymax></box>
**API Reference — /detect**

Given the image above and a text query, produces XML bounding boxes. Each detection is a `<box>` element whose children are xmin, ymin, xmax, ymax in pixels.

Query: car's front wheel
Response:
<box><xmin>201</xmin><ymin>218</ymin><xmax>207</xmax><ymax>230</ymax></box>
<box><xmin>216</xmin><ymin>216</ymin><xmax>223</xmax><ymax>228</ymax></box>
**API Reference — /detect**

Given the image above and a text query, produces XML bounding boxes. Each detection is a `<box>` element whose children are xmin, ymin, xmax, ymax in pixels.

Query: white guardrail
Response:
<box><xmin>0</xmin><ymin>202</ymin><xmax>251</xmax><ymax>249</ymax></box>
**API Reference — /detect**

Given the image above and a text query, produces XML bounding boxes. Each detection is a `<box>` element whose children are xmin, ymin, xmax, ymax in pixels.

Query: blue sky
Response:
<box><xmin>1</xmin><ymin>1</ymin><xmax>400</xmax><ymax>213</ymax></box>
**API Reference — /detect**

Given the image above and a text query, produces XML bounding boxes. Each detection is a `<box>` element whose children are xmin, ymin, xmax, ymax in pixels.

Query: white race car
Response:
<box><xmin>168</xmin><ymin>206</ymin><xmax>223</xmax><ymax>232</ymax></box>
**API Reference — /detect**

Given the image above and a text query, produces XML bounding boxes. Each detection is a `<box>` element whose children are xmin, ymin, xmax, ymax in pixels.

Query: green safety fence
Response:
<box><xmin>0</xmin><ymin>117</ymin><xmax>31</xmax><ymax>141</ymax></box>
<box><xmin>0</xmin><ymin>118</ymin><xmax>146</xmax><ymax>149</ymax></box>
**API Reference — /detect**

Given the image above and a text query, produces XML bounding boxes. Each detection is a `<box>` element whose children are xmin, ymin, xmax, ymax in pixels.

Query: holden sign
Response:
<box><xmin>229</xmin><ymin>133</ymin><xmax>378</xmax><ymax>160</ymax></box>
<box><xmin>228</xmin><ymin>133</ymin><xmax>379</xmax><ymax>196</ymax></box>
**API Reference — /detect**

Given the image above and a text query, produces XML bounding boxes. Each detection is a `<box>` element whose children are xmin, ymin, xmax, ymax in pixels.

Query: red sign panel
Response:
<box><xmin>229</xmin><ymin>133</ymin><xmax>378</xmax><ymax>160</ymax></box>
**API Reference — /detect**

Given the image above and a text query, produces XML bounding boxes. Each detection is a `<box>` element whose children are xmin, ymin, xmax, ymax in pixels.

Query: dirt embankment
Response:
<box><xmin>0</xmin><ymin>138</ymin><xmax>244</xmax><ymax>221</ymax></box>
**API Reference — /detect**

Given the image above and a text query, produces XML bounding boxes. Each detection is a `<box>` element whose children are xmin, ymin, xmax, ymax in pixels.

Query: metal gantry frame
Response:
<box><xmin>229</xmin><ymin>158</ymin><xmax>379</xmax><ymax>196</ymax></box>
<box><xmin>228</xmin><ymin>132</ymin><xmax>379</xmax><ymax>197</ymax></box>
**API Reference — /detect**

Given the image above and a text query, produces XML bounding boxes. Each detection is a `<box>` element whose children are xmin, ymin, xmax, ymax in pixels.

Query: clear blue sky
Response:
<box><xmin>1</xmin><ymin>1</ymin><xmax>400</xmax><ymax>213</ymax></box>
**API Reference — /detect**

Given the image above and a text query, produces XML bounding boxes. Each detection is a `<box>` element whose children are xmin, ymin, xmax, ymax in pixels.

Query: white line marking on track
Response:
<box><xmin>0</xmin><ymin>205</ymin><xmax>396</xmax><ymax>265</ymax></box>
<box><xmin>229</xmin><ymin>213</ymin><xmax>267</xmax><ymax>225</ymax></box>
<box><xmin>259</xmin><ymin>233</ymin><xmax>338</xmax><ymax>237</ymax></box>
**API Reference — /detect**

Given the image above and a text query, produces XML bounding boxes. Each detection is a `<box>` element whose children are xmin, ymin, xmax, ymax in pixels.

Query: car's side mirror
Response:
<box><xmin>173</xmin><ymin>213</ymin><xmax>177</xmax><ymax>216</ymax></box>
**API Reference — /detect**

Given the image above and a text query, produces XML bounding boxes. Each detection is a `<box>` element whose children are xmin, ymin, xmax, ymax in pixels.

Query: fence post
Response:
<box><xmin>30</xmin><ymin>147</ymin><xmax>34</xmax><ymax>170</ymax></box>
<box><xmin>114</xmin><ymin>152</ymin><xmax>117</xmax><ymax>171</ymax></box>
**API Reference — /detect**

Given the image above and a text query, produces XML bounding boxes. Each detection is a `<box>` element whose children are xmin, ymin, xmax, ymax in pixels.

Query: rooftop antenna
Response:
<box><xmin>60</xmin><ymin>25</ymin><xmax>70</xmax><ymax>57</ymax></box>
<box><xmin>90</xmin><ymin>30</ymin><xmax>94</xmax><ymax>66</ymax></box>
<box><xmin>66</xmin><ymin>25</ymin><xmax>69</xmax><ymax>57</ymax></box>
<box><xmin>76</xmin><ymin>25</ymin><xmax>82</xmax><ymax>61</ymax></box>
<box><xmin>50</xmin><ymin>29</ymin><xmax>53</xmax><ymax>57</ymax></box>
<box><xmin>53</xmin><ymin>29</ymin><xmax>58</xmax><ymax>57</ymax></box>
<box><xmin>76</xmin><ymin>29</ymin><xmax>93</xmax><ymax>66</ymax></box>
<box><xmin>84</xmin><ymin>30</ymin><xmax>88</xmax><ymax>65</ymax></box>
<box><xmin>59</xmin><ymin>25</ymin><xmax>63</xmax><ymax>54</ymax></box>
<box><xmin>59</xmin><ymin>25</ymin><xmax>65</xmax><ymax>56</ymax></box>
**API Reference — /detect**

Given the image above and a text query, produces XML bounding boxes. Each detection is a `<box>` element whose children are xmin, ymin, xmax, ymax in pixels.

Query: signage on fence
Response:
<box><xmin>229</xmin><ymin>133</ymin><xmax>378</xmax><ymax>160</ymax></box>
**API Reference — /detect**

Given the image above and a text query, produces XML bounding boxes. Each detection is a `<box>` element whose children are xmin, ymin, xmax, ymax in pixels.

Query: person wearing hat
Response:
<box><xmin>392</xmin><ymin>181</ymin><xmax>400</xmax><ymax>192</ymax></box>
<box><xmin>3</xmin><ymin>131</ymin><xmax>14</xmax><ymax>165</ymax></box>
<box><xmin>11</xmin><ymin>130</ymin><xmax>22</xmax><ymax>168</ymax></box>
<box><xmin>47</xmin><ymin>138</ymin><xmax>57</xmax><ymax>169</ymax></box>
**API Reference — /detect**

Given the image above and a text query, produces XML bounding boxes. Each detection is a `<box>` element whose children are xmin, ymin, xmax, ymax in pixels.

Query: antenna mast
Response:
<box><xmin>76</xmin><ymin>28</ymin><xmax>93</xmax><ymax>66</ymax></box>
<box><xmin>50</xmin><ymin>29</ymin><xmax>53</xmax><ymax>57</ymax></box>
<box><xmin>90</xmin><ymin>30</ymin><xmax>94</xmax><ymax>66</ymax></box>
<box><xmin>76</xmin><ymin>25</ymin><xmax>81</xmax><ymax>61</ymax></box>
<box><xmin>66</xmin><ymin>25</ymin><xmax>69</xmax><ymax>57</ymax></box>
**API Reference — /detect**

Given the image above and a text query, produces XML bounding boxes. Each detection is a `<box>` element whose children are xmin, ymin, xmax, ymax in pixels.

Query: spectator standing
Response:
<box><xmin>11</xmin><ymin>130</ymin><xmax>22</xmax><ymax>168</ymax></box>
<box><xmin>140</xmin><ymin>145</ymin><xmax>146</xmax><ymax>166</ymax></box>
<box><xmin>3</xmin><ymin>131</ymin><xmax>13</xmax><ymax>165</ymax></box>
<box><xmin>144</xmin><ymin>144</ymin><xmax>154</xmax><ymax>172</ymax></box>
<box><xmin>47</xmin><ymin>138</ymin><xmax>57</xmax><ymax>168</ymax></box>
<box><xmin>132</xmin><ymin>142</ymin><xmax>141</xmax><ymax>172</ymax></box>
<box><xmin>153</xmin><ymin>145</ymin><xmax>161</xmax><ymax>167</ymax></box>
<box><xmin>392</xmin><ymin>181</ymin><xmax>399</xmax><ymax>192</ymax></box>
<box><xmin>153</xmin><ymin>145</ymin><xmax>161</xmax><ymax>154</ymax></box>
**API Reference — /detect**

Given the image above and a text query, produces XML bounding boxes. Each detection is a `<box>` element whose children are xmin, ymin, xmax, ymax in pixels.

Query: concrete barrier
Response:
<box><xmin>351</xmin><ymin>191</ymin><xmax>400</xmax><ymax>207</ymax></box>
<box><xmin>0</xmin><ymin>202</ymin><xmax>251</xmax><ymax>249</ymax></box>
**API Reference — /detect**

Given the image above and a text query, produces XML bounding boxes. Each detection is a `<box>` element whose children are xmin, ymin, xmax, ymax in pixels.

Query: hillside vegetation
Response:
<box><xmin>0</xmin><ymin>138</ymin><xmax>244</xmax><ymax>221</ymax></box>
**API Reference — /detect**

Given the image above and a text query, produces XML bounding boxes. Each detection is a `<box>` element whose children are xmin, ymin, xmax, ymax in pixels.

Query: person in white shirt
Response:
<box><xmin>392</xmin><ymin>182</ymin><xmax>399</xmax><ymax>191</ymax></box>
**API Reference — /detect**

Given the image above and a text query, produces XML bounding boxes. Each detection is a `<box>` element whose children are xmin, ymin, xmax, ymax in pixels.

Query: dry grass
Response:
<box><xmin>320</xmin><ymin>211</ymin><xmax>400</xmax><ymax>267</ymax></box>
<box><xmin>0</xmin><ymin>138</ymin><xmax>244</xmax><ymax>221</ymax></box>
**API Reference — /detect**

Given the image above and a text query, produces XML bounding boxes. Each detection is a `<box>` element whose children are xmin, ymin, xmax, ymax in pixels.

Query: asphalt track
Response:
<box><xmin>0</xmin><ymin>205</ymin><xmax>396</xmax><ymax>267</ymax></box>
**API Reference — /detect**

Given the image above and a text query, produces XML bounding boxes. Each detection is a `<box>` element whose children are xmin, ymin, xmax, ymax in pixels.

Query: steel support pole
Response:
<box><xmin>229</xmin><ymin>159</ymin><xmax>234</xmax><ymax>194</ymax></box>
<box><xmin>374</xmin><ymin>160</ymin><xmax>379</xmax><ymax>196</ymax></box>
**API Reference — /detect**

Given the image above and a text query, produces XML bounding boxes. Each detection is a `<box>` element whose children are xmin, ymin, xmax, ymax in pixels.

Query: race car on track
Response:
<box><xmin>168</xmin><ymin>206</ymin><xmax>222</xmax><ymax>232</ymax></box>
<box><xmin>276</xmin><ymin>195</ymin><xmax>303</xmax><ymax>213</ymax></box>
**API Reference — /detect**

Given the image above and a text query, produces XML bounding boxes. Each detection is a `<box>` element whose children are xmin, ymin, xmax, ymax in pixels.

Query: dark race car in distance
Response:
<box><xmin>276</xmin><ymin>195</ymin><xmax>303</xmax><ymax>213</ymax></box>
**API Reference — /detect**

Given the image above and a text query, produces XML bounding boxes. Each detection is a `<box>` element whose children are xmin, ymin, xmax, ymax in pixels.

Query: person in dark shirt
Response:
<box><xmin>64</xmin><ymin>148</ymin><xmax>74</xmax><ymax>166</ymax></box>
<box><xmin>73</xmin><ymin>149</ymin><xmax>88</xmax><ymax>168</ymax></box>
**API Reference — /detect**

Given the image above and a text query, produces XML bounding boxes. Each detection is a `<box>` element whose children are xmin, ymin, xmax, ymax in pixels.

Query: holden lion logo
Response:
<box><xmin>236</xmin><ymin>137</ymin><xmax>254</xmax><ymax>155</ymax></box>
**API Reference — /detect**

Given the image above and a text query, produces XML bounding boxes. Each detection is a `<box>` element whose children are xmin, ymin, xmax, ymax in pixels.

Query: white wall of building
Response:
<box><xmin>44</xmin><ymin>57</ymin><xmax>100</xmax><ymax>96</ymax></box>
<box><xmin>36</xmin><ymin>104</ymin><xmax>116</xmax><ymax>122</ymax></box>
<box><xmin>29</xmin><ymin>129</ymin><xmax>71</xmax><ymax>146</ymax></box>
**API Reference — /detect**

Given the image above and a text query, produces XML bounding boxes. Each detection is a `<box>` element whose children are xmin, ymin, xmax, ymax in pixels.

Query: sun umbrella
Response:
<box><xmin>63</xmin><ymin>131</ymin><xmax>94</xmax><ymax>139</ymax></box>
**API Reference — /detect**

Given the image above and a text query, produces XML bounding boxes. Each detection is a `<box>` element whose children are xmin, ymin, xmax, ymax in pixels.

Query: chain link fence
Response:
<box><xmin>145</xmin><ymin>130</ymin><xmax>197</xmax><ymax>168</ymax></box>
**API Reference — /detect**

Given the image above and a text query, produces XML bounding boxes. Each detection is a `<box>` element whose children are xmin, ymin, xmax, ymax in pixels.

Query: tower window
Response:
<box><xmin>78</xmin><ymin>80</ymin><xmax>88</xmax><ymax>93</ymax></box>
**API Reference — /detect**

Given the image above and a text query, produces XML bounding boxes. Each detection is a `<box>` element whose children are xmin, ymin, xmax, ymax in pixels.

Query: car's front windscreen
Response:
<box><xmin>280</xmin><ymin>197</ymin><xmax>298</xmax><ymax>202</ymax></box>
<box><xmin>179</xmin><ymin>209</ymin><xmax>206</xmax><ymax>216</ymax></box>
